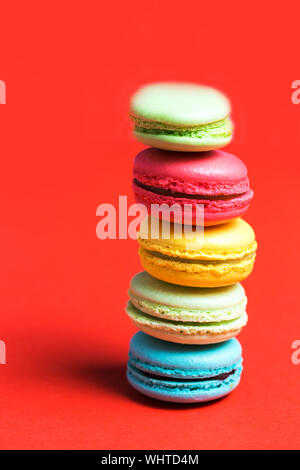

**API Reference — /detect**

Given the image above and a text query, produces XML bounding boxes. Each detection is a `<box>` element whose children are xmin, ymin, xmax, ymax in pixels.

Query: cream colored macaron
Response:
<box><xmin>126</xmin><ymin>271</ymin><xmax>248</xmax><ymax>345</ymax></box>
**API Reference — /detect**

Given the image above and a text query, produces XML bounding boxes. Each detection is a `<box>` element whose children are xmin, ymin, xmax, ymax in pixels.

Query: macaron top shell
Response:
<box><xmin>133</xmin><ymin>148</ymin><xmax>249</xmax><ymax>196</ymax></box>
<box><xmin>129</xmin><ymin>331</ymin><xmax>242</xmax><ymax>378</ymax></box>
<box><xmin>139</xmin><ymin>217</ymin><xmax>257</xmax><ymax>260</ymax></box>
<box><xmin>130</xmin><ymin>83</ymin><xmax>231</xmax><ymax>127</ymax></box>
<box><xmin>129</xmin><ymin>271</ymin><xmax>245</xmax><ymax>310</ymax></box>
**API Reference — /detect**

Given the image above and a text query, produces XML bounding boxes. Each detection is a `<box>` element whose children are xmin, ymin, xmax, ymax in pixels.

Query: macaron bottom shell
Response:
<box><xmin>132</xmin><ymin>117</ymin><xmax>233</xmax><ymax>152</ymax></box>
<box><xmin>133</xmin><ymin>182</ymin><xmax>253</xmax><ymax>226</ymax></box>
<box><xmin>126</xmin><ymin>301</ymin><xmax>247</xmax><ymax>345</ymax></box>
<box><xmin>139</xmin><ymin>247</ymin><xmax>256</xmax><ymax>288</ymax></box>
<box><xmin>127</xmin><ymin>363</ymin><xmax>242</xmax><ymax>403</ymax></box>
<box><xmin>130</xmin><ymin>322</ymin><xmax>245</xmax><ymax>345</ymax></box>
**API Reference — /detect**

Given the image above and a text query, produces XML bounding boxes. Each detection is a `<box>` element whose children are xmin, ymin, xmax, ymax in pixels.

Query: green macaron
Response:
<box><xmin>126</xmin><ymin>271</ymin><xmax>247</xmax><ymax>345</ymax></box>
<box><xmin>129</xmin><ymin>82</ymin><xmax>233</xmax><ymax>151</ymax></box>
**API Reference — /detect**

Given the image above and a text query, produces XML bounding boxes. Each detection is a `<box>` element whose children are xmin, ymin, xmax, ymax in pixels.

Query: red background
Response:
<box><xmin>1</xmin><ymin>0</ymin><xmax>300</xmax><ymax>450</ymax></box>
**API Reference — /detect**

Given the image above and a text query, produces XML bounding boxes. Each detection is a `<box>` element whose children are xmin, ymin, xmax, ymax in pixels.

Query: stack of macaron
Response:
<box><xmin>126</xmin><ymin>82</ymin><xmax>257</xmax><ymax>403</ymax></box>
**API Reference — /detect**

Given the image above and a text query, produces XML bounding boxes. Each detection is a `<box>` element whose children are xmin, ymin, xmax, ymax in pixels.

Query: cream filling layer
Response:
<box><xmin>129</xmin><ymin>293</ymin><xmax>246</xmax><ymax>322</ymax></box>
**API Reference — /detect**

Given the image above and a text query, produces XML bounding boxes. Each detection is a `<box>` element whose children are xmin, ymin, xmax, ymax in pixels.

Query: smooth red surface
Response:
<box><xmin>1</xmin><ymin>0</ymin><xmax>300</xmax><ymax>450</ymax></box>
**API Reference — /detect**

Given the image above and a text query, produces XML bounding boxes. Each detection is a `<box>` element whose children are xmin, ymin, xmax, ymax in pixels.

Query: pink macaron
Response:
<box><xmin>133</xmin><ymin>149</ymin><xmax>253</xmax><ymax>225</ymax></box>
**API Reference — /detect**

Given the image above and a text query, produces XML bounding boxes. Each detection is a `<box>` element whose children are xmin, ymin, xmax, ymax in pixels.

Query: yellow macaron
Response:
<box><xmin>138</xmin><ymin>217</ymin><xmax>257</xmax><ymax>287</ymax></box>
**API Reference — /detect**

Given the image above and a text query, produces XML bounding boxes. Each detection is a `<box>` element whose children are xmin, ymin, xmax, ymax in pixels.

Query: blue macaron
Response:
<box><xmin>127</xmin><ymin>332</ymin><xmax>243</xmax><ymax>403</ymax></box>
